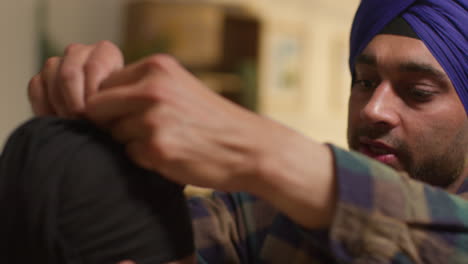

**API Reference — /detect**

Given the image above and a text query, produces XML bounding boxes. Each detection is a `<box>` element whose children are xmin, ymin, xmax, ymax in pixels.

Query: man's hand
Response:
<box><xmin>85</xmin><ymin>54</ymin><xmax>271</xmax><ymax>192</ymax></box>
<box><xmin>28</xmin><ymin>41</ymin><xmax>124</xmax><ymax>117</ymax></box>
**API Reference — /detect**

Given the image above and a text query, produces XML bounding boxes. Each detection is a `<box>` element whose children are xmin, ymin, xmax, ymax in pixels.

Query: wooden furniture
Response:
<box><xmin>124</xmin><ymin>0</ymin><xmax>260</xmax><ymax>111</ymax></box>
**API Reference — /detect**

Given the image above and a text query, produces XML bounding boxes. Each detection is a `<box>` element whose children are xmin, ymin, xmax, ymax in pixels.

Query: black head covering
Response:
<box><xmin>0</xmin><ymin>118</ymin><xmax>194</xmax><ymax>264</ymax></box>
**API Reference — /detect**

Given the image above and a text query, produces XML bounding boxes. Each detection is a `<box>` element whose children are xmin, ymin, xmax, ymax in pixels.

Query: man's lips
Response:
<box><xmin>358</xmin><ymin>138</ymin><xmax>399</xmax><ymax>165</ymax></box>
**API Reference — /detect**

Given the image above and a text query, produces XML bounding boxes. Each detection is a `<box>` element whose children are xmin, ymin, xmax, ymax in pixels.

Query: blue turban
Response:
<box><xmin>349</xmin><ymin>0</ymin><xmax>468</xmax><ymax>114</ymax></box>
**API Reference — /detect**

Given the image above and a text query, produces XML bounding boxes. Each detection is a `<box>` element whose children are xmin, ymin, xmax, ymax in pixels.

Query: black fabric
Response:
<box><xmin>0</xmin><ymin>117</ymin><xmax>194</xmax><ymax>264</ymax></box>
<box><xmin>379</xmin><ymin>16</ymin><xmax>421</xmax><ymax>40</ymax></box>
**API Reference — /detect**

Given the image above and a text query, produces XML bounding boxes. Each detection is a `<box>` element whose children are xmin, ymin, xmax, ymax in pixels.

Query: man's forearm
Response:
<box><xmin>244</xmin><ymin>123</ymin><xmax>337</xmax><ymax>229</ymax></box>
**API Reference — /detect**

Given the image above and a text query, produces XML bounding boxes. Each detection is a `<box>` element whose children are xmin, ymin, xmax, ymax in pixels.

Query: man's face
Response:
<box><xmin>347</xmin><ymin>34</ymin><xmax>468</xmax><ymax>188</ymax></box>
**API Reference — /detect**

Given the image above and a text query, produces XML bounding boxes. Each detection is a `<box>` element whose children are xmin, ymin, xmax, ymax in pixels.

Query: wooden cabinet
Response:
<box><xmin>124</xmin><ymin>0</ymin><xmax>260</xmax><ymax>111</ymax></box>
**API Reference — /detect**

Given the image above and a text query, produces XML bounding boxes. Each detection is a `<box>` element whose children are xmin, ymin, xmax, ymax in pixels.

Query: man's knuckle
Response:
<box><xmin>96</xmin><ymin>40</ymin><xmax>116</xmax><ymax>50</ymax></box>
<box><xmin>83</xmin><ymin>60</ymin><xmax>103</xmax><ymax>74</ymax></box>
<box><xmin>96</xmin><ymin>41</ymin><xmax>124</xmax><ymax>66</ymax></box>
<box><xmin>28</xmin><ymin>75</ymin><xmax>41</xmax><ymax>89</ymax></box>
<box><xmin>154</xmin><ymin>54</ymin><xmax>177</xmax><ymax>64</ymax></box>
<box><xmin>27</xmin><ymin>82</ymin><xmax>40</xmax><ymax>101</ymax></box>
<box><xmin>44</xmin><ymin>57</ymin><xmax>60</xmax><ymax>68</ymax></box>
<box><xmin>141</xmin><ymin>82</ymin><xmax>162</xmax><ymax>101</ymax></box>
<box><xmin>144</xmin><ymin>54</ymin><xmax>177</xmax><ymax>71</ymax></box>
<box><xmin>27</xmin><ymin>75</ymin><xmax>41</xmax><ymax>95</ymax></box>
<box><xmin>143</xmin><ymin>57</ymin><xmax>162</xmax><ymax>71</ymax></box>
<box><xmin>64</xmin><ymin>43</ymin><xmax>85</xmax><ymax>55</ymax></box>
<box><xmin>59</xmin><ymin>66</ymin><xmax>80</xmax><ymax>82</ymax></box>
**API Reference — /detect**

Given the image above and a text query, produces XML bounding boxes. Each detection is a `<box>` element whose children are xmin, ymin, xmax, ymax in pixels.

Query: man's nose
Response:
<box><xmin>360</xmin><ymin>82</ymin><xmax>401</xmax><ymax>128</ymax></box>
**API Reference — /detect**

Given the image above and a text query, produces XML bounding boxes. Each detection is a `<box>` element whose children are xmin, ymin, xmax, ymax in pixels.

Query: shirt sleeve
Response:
<box><xmin>328</xmin><ymin>145</ymin><xmax>468</xmax><ymax>264</ymax></box>
<box><xmin>188</xmin><ymin>191</ymin><xmax>279</xmax><ymax>263</ymax></box>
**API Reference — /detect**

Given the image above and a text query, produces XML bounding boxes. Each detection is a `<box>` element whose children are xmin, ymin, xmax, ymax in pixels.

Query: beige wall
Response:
<box><xmin>0</xmin><ymin>1</ymin><xmax>38</xmax><ymax>148</ymax></box>
<box><xmin>47</xmin><ymin>0</ymin><xmax>126</xmax><ymax>48</ymax></box>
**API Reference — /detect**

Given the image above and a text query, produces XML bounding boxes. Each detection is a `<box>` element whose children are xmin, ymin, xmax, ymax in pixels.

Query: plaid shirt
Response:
<box><xmin>188</xmin><ymin>145</ymin><xmax>468</xmax><ymax>263</ymax></box>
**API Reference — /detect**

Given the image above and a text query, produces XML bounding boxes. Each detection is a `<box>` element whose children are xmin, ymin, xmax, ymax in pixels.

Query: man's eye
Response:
<box><xmin>352</xmin><ymin>79</ymin><xmax>377</xmax><ymax>90</ymax></box>
<box><xmin>408</xmin><ymin>88</ymin><xmax>436</xmax><ymax>102</ymax></box>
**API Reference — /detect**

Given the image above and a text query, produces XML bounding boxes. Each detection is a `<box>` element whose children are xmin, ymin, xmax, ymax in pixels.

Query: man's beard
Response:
<box><xmin>348</xmin><ymin>126</ymin><xmax>467</xmax><ymax>189</ymax></box>
<box><xmin>408</xmin><ymin>152</ymin><xmax>464</xmax><ymax>188</ymax></box>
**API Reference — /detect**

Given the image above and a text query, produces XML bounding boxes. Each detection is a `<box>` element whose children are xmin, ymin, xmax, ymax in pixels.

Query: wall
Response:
<box><xmin>47</xmin><ymin>0</ymin><xmax>126</xmax><ymax>48</ymax></box>
<box><xmin>0</xmin><ymin>1</ymin><xmax>39</xmax><ymax>148</ymax></box>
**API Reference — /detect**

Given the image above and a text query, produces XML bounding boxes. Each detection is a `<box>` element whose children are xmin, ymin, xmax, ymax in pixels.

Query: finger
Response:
<box><xmin>28</xmin><ymin>73</ymin><xmax>54</xmax><ymax>116</ymax></box>
<box><xmin>84</xmin><ymin>41</ymin><xmax>124</xmax><ymax>99</ymax></box>
<box><xmin>86</xmin><ymin>84</ymin><xmax>154</xmax><ymax>126</ymax></box>
<box><xmin>99</xmin><ymin>54</ymin><xmax>178</xmax><ymax>91</ymax></box>
<box><xmin>58</xmin><ymin>43</ymin><xmax>94</xmax><ymax>115</ymax></box>
<box><xmin>42</xmin><ymin>56</ymin><xmax>65</xmax><ymax>116</ymax></box>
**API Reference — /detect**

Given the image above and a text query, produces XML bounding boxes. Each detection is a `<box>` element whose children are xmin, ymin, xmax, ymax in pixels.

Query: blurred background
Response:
<box><xmin>0</xmin><ymin>0</ymin><xmax>360</xmax><ymax>149</ymax></box>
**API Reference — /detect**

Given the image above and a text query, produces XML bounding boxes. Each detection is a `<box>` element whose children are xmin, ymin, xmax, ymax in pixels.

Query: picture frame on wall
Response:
<box><xmin>262</xmin><ymin>22</ymin><xmax>307</xmax><ymax>113</ymax></box>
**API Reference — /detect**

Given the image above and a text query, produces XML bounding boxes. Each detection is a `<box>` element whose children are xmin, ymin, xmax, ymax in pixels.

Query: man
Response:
<box><xmin>3</xmin><ymin>0</ymin><xmax>467</xmax><ymax>263</ymax></box>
